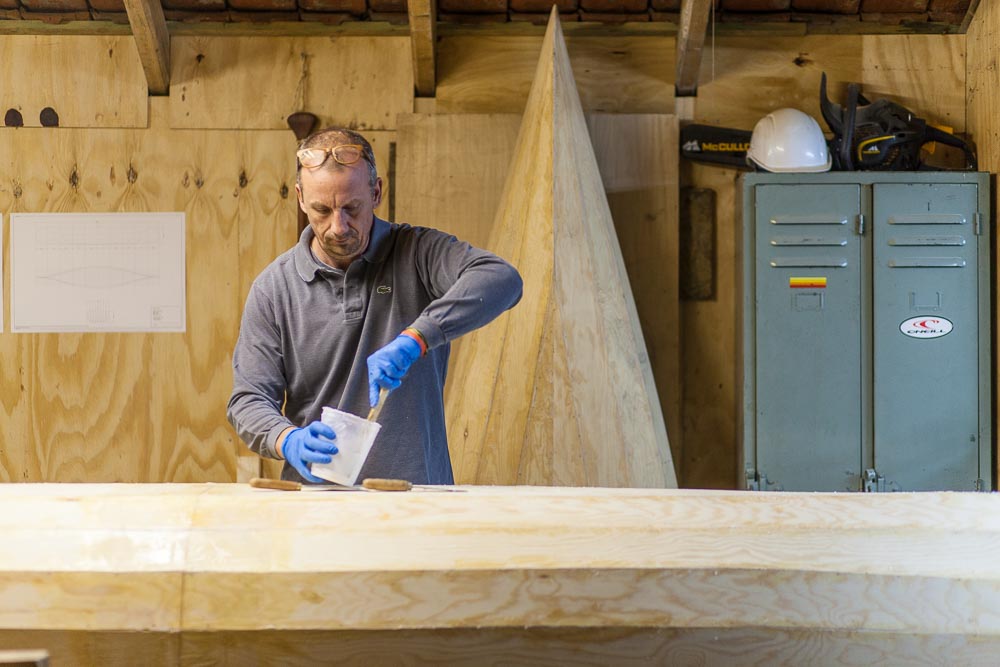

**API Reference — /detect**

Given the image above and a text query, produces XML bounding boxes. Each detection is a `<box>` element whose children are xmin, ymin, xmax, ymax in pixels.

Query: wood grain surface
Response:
<box><xmin>0</xmin><ymin>36</ymin><xmax>147</xmax><ymax>128</ymax></box>
<box><xmin>437</xmin><ymin>35</ymin><xmax>674</xmax><ymax>114</ymax></box>
<box><xmin>443</xmin><ymin>10</ymin><xmax>675</xmax><ymax>488</ymax></box>
<box><xmin>0</xmin><ymin>102</ymin><xmax>273</xmax><ymax>482</ymax></box>
<box><xmin>169</xmin><ymin>36</ymin><xmax>413</xmax><ymax>130</ymax></box>
<box><xmin>587</xmin><ymin>114</ymin><xmax>682</xmax><ymax>478</ymax></box>
<box><xmin>1</xmin><ymin>483</ymin><xmax>999</xmax><ymax>641</ymax></box>
<box><xmin>4</xmin><ymin>627</ymin><xmax>999</xmax><ymax>666</ymax></box>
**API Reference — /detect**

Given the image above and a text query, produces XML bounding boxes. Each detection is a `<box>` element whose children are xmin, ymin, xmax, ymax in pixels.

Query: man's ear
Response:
<box><xmin>295</xmin><ymin>183</ymin><xmax>307</xmax><ymax>215</ymax></box>
<box><xmin>372</xmin><ymin>177</ymin><xmax>384</xmax><ymax>210</ymax></box>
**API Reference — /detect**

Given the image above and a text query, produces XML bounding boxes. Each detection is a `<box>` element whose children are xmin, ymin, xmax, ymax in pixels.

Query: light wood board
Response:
<box><xmin>443</xmin><ymin>10</ymin><xmax>675</xmax><ymax>488</ymax></box>
<box><xmin>966</xmin><ymin>2</ymin><xmax>999</xmax><ymax>488</ymax></box>
<box><xmin>5</xmin><ymin>627</ymin><xmax>999</xmax><ymax>666</ymax></box>
<box><xmin>0</xmin><ymin>36</ymin><xmax>147</xmax><ymax>128</ymax></box>
<box><xmin>1</xmin><ymin>483</ymin><xmax>1000</xmax><ymax>641</ymax></box>
<box><xmin>169</xmin><ymin>36</ymin><xmax>413</xmax><ymax>130</ymax></box>
<box><xmin>587</xmin><ymin>113</ymin><xmax>682</xmax><ymax>477</ymax></box>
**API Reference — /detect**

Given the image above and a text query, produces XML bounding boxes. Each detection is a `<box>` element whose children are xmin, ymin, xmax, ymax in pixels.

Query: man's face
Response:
<box><xmin>296</xmin><ymin>160</ymin><xmax>383</xmax><ymax>270</ymax></box>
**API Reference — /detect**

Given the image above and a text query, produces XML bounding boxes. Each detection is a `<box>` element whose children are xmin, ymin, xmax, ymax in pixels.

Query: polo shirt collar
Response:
<box><xmin>293</xmin><ymin>216</ymin><xmax>391</xmax><ymax>282</ymax></box>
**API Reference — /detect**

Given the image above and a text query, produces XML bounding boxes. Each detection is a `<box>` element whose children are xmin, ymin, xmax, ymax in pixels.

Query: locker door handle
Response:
<box><xmin>769</xmin><ymin>216</ymin><xmax>849</xmax><ymax>226</ymax></box>
<box><xmin>888</xmin><ymin>214</ymin><xmax>967</xmax><ymax>225</ymax></box>
<box><xmin>888</xmin><ymin>236</ymin><xmax>966</xmax><ymax>246</ymax></box>
<box><xmin>888</xmin><ymin>258</ymin><xmax>967</xmax><ymax>268</ymax></box>
<box><xmin>770</xmin><ymin>258</ymin><xmax>848</xmax><ymax>268</ymax></box>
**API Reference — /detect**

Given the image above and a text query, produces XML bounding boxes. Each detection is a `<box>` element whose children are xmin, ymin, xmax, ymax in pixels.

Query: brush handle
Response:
<box><xmin>366</xmin><ymin>387</ymin><xmax>390</xmax><ymax>422</ymax></box>
<box><xmin>249</xmin><ymin>477</ymin><xmax>302</xmax><ymax>491</ymax></box>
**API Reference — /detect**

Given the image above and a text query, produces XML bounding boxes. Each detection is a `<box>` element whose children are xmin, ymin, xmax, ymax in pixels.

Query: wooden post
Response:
<box><xmin>408</xmin><ymin>0</ymin><xmax>436</xmax><ymax>98</ymax></box>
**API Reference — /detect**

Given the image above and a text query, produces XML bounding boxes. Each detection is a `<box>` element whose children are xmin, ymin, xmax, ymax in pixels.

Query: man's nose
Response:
<box><xmin>330</xmin><ymin>210</ymin><xmax>350</xmax><ymax>234</ymax></box>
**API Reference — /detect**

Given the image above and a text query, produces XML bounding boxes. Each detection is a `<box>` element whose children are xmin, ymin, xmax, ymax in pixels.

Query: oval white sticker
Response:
<box><xmin>900</xmin><ymin>316</ymin><xmax>953</xmax><ymax>339</ymax></box>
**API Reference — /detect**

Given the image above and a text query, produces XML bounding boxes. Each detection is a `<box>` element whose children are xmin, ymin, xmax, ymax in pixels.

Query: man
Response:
<box><xmin>227</xmin><ymin>127</ymin><xmax>522</xmax><ymax>484</ymax></box>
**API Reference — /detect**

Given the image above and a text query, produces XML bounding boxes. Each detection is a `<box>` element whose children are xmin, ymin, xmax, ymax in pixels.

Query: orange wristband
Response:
<box><xmin>401</xmin><ymin>327</ymin><xmax>428</xmax><ymax>356</ymax></box>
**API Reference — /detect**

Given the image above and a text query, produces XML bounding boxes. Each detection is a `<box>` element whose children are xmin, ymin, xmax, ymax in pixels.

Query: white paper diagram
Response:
<box><xmin>11</xmin><ymin>212</ymin><xmax>186</xmax><ymax>333</ymax></box>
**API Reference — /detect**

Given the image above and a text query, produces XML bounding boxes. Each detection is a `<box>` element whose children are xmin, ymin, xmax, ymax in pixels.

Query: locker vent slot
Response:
<box><xmin>888</xmin><ymin>236</ymin><xmax>966</xmax><ymax>247</ymax></box>
<box><xmin>888</xmin><ymin>258</ymin><xmax>967</xmax><ymax>269</ymax></box>
<box><xmin>888</xmin><ymin>214</ymin><xmax>966</xmax><ymax>225</ymax></box>
<box><xmin>771</xmin><ymin>237</ymin><xmax>848</xmax><ymax>247</ymax></box>
<box><xmin>770</xmin><ymin>215</ymin><xmax>849</xmax><ymax>226</ymax></box>
<box><xmin>770</xmin><ymin>258</ymin><xmax>848</xmax><ymax>268</ymax></box>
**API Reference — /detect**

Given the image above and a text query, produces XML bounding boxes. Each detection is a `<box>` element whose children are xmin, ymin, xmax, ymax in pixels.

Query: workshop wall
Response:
<box><xmin>0</xmin><ymin>30</ymin><xmax>969</xmax><ymax>487</ymax></box>
<box><xmin>434</xmin><ymin>32</ymin><xmax>966</xmax><ymax>489</ymax></box>
<box><xmin>0</xmin><ymin>36</ymin><xmax>402</xmax><ymax>482</ymax></box>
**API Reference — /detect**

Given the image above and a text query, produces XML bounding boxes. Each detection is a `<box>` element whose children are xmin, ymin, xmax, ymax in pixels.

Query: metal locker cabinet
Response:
<box><xmin>742</xmin><ymin>172</ymin><xmax>992</xmax><ymax>493</ymax></box>
<box><xmin>750</xmin><ymin>184</ymin><xmax>864</xmax><ymax>492</ymax></box>
<box><xmin>872</xmin><ymin>183</ymin><xmax>985</xmax><ymax>491</ymax></box>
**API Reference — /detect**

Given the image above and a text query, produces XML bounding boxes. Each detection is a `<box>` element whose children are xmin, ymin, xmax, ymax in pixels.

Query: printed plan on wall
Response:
<box><xmin>10</xmin><ymin>213</ymin><xmax>186</xmax><ymax>333</ymax></box>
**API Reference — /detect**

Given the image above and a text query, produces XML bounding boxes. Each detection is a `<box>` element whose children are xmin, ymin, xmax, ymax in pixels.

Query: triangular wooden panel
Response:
<box><xmin>446</xmin><ymin>8</ymin><xmax>677</xmax><ymax>488</ymax></box>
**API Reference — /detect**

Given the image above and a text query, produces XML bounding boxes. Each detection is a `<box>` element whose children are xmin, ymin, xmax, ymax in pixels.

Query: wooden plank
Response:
<box><xmin>0</xmin><ymin>632</ymin><xmax>177</xmax><ymax>666</ymax></box>
<box><xmin>0</xmin><ymin>36</ymin><xmax>147</xmax><ymax>128</ymax></box>
<box><xmin>1</xmin><ymin>484</ymin><xmax>1000</xmax><ymax>639</ymax></box>
<box><xmin>175</xmin><ymin>628</ymin><xmax>1000</xmax><ymax>666</ymax></box>
<box><xmin>122</xmin><ymin>0</ymin><xmax>170</xmax><ymax>96</ymax></box>
<box><xmin>0</xmin><ymin>19</ymin><xmax>967</xmax><ymax>39</ymax></box>
<box><xmin>408</xmin><ymin>0</ymin><xmax>437</xmax><ymax>97</ymax></box>
<box><xmin>168</xmin><ymin>36</ymin><xmax>413</xmax><ymax>130</ymax></box>
<box><xmin>586</xmin><ymin>114</ymin><xmax>683</xmax><ymax>481</ymax></box>
<box><xmin>675</xmin><ymin>0</ymin><xmax>713</xmax><ymax>96</ymax></box>
<box><xmin>3</xmin><ymin>628</ymin><xmax>999</xmax><ymax>666</ymax></box>
<box><xmin>395</xmin><ymin>113</ymin><xmax>520</xmax><ymax>250</ymax></box>
<box><xmin>966</xmin><ymin>0</ymin><xmax>999</xmax><ymax>488</ymax></box>
<box><xmin>444</xmin><ymin>9</ymin><xmax>675</xmax><ymax>488</ymax></box>
<box><xmin>436</xmin><ymin>35</ymin><xmax>674</xmax><ymax>114</ymax></box>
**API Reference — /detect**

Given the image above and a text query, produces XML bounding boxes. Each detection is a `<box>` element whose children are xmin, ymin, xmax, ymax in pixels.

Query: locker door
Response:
<box><xmin>754</xmin><ymin>184</ymin><xmax>863</xmax><ymax>491</ymax></box>
<box><xmin>873</xmin><ymin>183</ymin><xmax>981</xmax><ymax>491</ymax></box>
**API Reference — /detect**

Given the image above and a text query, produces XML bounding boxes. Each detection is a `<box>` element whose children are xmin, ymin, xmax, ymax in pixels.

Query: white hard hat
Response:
<box><xmin>747</xmin><ymin>108</ymin><xmax>832</xmax><ymax>173</ymax></box>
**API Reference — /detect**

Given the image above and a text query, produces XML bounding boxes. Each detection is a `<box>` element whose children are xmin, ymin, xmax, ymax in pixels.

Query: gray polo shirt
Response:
<box><xmin>227</xmin><ymin>217</ymin><xmax>522</xmax><ymax>484</ymax></box>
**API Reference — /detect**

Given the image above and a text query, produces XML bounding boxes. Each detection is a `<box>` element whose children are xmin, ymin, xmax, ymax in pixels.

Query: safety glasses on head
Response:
<box><xmin>297</xmin><ymin>144</ymin><xmax>365</xmax><ymax>169</ymax></box>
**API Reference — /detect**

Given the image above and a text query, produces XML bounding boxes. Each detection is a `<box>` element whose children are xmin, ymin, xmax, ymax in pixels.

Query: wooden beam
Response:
<box><xmin>2</xmin><ymin>483</ymin><xmax>1000</xmax><ymax>643</ymax></box>
<box><xmin>675</xmin><ymin>0</ymin><xmax>712</xmax><ymax>97</ymax></box>
<box><xmin>122</xmin><ymin>0</ymin><xmax>170</xmax><ymax>95</ymax></box>
<box><xmin>407</xmin><ymin>0</ymin><xmax>436</xmax><ymax>97</ymax></box>
<box><xmin>0</xmin><ymin>19</ymin><xmax>963</xmax><ymax>39</ymax></box>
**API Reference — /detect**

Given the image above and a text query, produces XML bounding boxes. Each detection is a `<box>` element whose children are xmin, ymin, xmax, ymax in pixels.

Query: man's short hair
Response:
<box><xmin>296</xmin><ymin>127</ymin><xmax>378</xmax><ymax>190</ymax></box>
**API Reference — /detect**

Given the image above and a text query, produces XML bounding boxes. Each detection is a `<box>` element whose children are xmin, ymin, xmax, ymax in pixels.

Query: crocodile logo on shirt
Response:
<box><xmin>376</xmin><ymin>285</ymin><xmax>392</xmax><ymax>294</ymax></box>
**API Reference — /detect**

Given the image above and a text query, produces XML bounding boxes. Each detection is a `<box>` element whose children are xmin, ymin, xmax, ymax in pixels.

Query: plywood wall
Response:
<box><xmin>0</xmin><ymin>36</ymin><xmax>402</xmax><ymax>483</ymax></box>
<box><xmin>967</xmin><ymin>4</ymin><xmax>999</xmax><ymax>488</ymax></box>
<box><xmin>0</xmin><ymin>30</ymin><xmax>971</xmax><ymax>487</ymax></box>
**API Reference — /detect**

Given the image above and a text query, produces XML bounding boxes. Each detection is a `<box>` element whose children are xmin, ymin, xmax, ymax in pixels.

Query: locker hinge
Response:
<box><xmin>863</xmin><ymin>468</ymin><xmax>886</xmax><ymax>493</ymax></box>
<box><xmin>975</xmin><ymin>478</ymin><xmax>986</xmax><ymax>492</ymax></box>
<box><xmin>856</xmin><ymin>213</ymin><xmax>865</xmax><ymax>236</ymax></box>
<box><xmin>974</xmin><ymin>212</ymin><xmax>983</xmax><ymax>236</ymax></box>
<box><xmin>746</xmin><ymin>468</ymin><xmax>767</xmax><ymax>491</ymax></box>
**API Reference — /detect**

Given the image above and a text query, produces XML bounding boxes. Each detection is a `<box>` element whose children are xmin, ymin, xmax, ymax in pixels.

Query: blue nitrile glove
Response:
<box><xmin>367</xmin><ymin>334</ymin><xmax>423</xmax><ymax>407</ymax></box>
<box><xmin>282</xmin><ymin>421</ymin><xmax>338</xmax><ymax>483</ymax></box>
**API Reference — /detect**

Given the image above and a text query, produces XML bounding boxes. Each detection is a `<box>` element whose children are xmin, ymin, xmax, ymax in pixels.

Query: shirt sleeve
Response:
<box><xmin>407</xmin><ymin>227</ymin><xmax>524</xmax><ymax>350</ymax></box>
<box><xmin>226</xmin><ymin>282</ymin><xmax>294</xmax><ymax>459</ymax></box>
